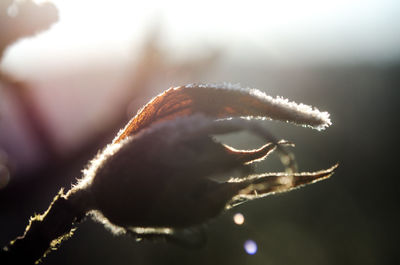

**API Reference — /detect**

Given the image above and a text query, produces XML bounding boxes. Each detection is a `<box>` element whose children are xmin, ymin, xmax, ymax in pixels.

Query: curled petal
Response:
<box><xmin>223</xmin><ymin>140</ymin><xmax>294</xmax><ymax>165</ymax></box>
<box><xmin>227</xmin><ymin>164</ymin><xmax>339</xmax><ymax>208</ymax></box>
<box><xmin>114</xmin><ymin>84</ymin><xmax>332</xmax><ymax>143</ymax></box>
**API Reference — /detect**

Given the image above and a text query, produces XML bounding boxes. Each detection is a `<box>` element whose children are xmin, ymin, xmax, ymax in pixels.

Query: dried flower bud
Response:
<box><xmin>68</xmin><ymin>83</ymin><xmax>336</xmax><ymax>240</ymax></box>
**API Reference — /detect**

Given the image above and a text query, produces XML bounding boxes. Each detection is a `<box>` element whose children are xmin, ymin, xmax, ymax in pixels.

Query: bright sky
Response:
<box><xmin>2</xmin><ymin>0</ymin><xmax>400</xmax><ymax>75</ymax></box>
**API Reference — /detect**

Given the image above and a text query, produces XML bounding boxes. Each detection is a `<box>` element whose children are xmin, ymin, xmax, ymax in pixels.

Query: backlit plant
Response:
<box><xmin>0</xmin><ymin>83</ymin><xmax>337</xmax><ymax>264</ymax></box>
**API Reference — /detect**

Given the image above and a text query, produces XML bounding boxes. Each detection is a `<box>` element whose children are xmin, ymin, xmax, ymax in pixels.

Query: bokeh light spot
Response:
<box><xmin>233</xmin><ymin>213</ymin><xmax>245</xmax><ymax>225</ymax></box>
<box><xmin>244</xmin><ymin>239</ymin><xmax>257</xmax><ymax>255</ymax></box>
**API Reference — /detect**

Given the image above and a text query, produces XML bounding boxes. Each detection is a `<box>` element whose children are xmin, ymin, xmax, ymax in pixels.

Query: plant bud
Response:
<box><xmin>69</xmin><ymin>84</ymin><xmax>336</xmax><ymax>239</ymax></box>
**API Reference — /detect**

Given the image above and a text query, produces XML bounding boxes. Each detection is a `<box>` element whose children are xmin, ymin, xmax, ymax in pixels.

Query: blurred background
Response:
<box><xmin>0</xmin><ymin>0</ymin><xmax>399</xmax><ymax>264</ymax></box>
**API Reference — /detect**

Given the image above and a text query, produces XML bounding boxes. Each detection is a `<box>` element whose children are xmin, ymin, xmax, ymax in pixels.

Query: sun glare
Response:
<box><xmin>3</xmin><ymin>0</ymin><xmax>400</xmax><ymax>74</ymax></box>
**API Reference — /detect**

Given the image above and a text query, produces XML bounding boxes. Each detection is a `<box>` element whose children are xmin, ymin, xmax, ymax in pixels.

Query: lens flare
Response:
<box><xmin>233</xmin><ymin>213</ymin><xmax>245</xmax><ymax>225</ymax></box>
<box><xmin>244</xmin><ymin>240</ymin><xmax>257</xmax><ymax>255</ymax></box>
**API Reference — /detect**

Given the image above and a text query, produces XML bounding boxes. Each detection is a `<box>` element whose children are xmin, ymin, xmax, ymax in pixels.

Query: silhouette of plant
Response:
<box><xmin>0</xmin><ymin>84</ymin><xmax>337</xmax><ymax>264</ymax></box>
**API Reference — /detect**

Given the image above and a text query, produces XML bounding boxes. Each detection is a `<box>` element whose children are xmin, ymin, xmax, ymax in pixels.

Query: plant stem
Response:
<box><xmin>0</xmin><ymin>189</ymin><xmax>88</xmax><ymax>264</ymax></box>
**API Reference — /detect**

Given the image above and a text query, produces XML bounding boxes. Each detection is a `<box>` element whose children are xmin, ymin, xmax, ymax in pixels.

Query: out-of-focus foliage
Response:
<box><xmin>0</xmin><ymin>0</ymin><xmax>58</xmax><ymax>60</ymax></box>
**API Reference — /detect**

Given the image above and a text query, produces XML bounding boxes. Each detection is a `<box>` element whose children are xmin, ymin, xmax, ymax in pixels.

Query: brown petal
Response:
<box><xmin>113</xmin><ymin>84</ymin><xmax>332</xmax><ymax>143</ymax></box>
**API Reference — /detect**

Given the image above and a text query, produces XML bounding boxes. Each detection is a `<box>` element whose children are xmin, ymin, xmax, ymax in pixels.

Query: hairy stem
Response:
<box><xmin>0</xmin><ymin>189</ymin><xmax>88</xmax><ymax>264</ymax></box>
